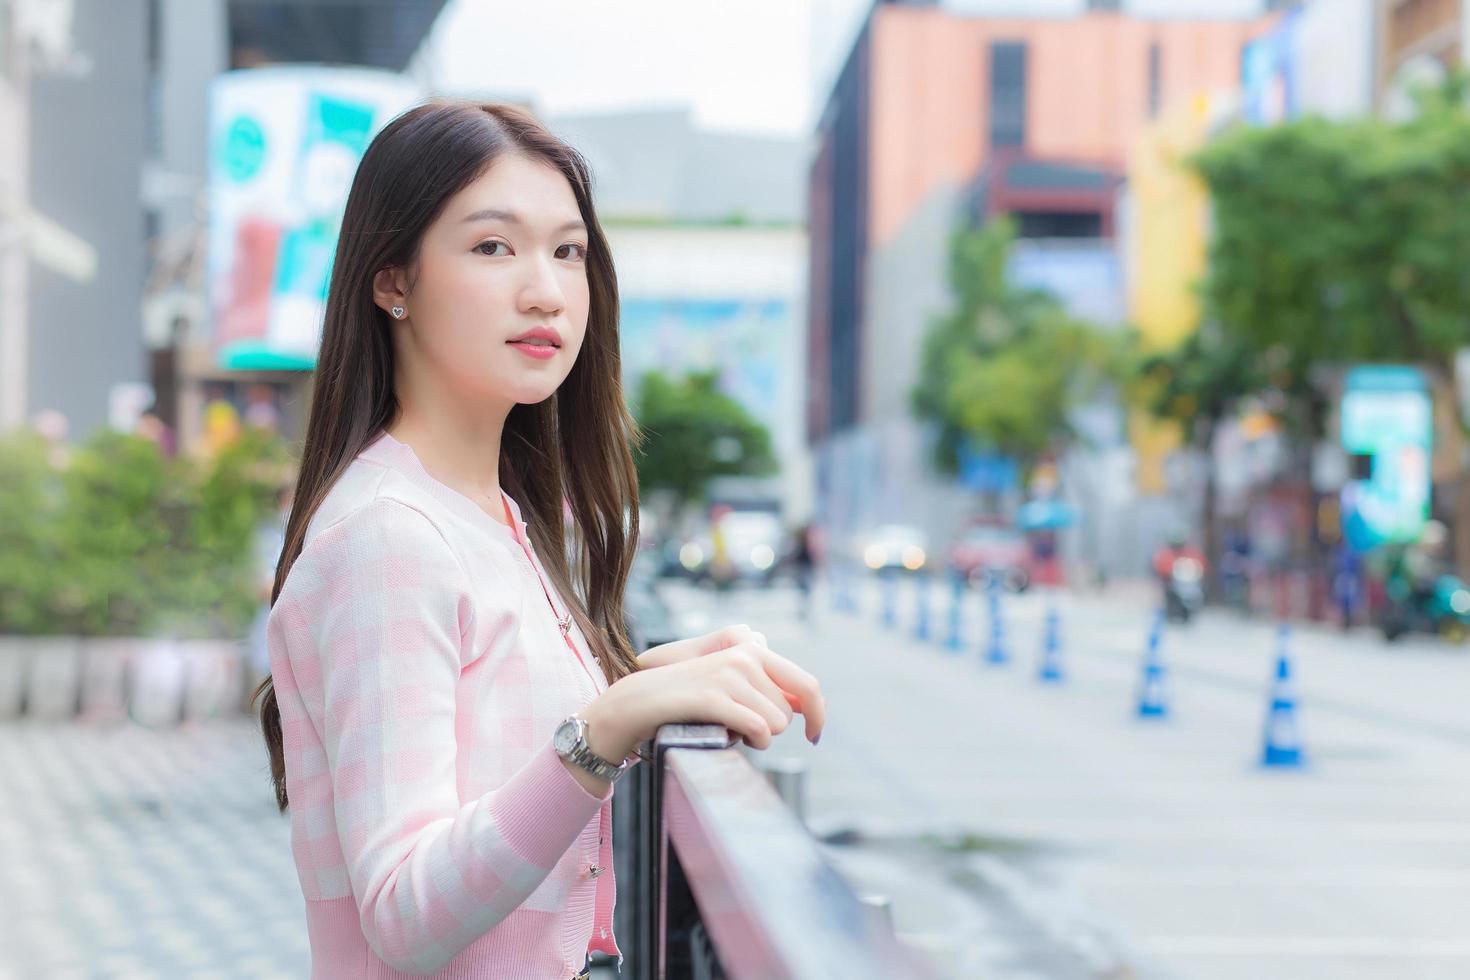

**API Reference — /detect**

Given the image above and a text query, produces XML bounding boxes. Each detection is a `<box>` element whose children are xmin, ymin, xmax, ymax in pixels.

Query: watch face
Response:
<box><xmin>554</xmin><ymin>719</ymin><xmax>578</xmax><ymax>755</ymax></box>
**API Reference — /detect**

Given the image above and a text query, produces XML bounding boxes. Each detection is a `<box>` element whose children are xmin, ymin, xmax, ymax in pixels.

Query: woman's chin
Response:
<box><xmin>497</xmin><ymin>378</ymin><xmax>563</xmax><ymax>406</ymax></box>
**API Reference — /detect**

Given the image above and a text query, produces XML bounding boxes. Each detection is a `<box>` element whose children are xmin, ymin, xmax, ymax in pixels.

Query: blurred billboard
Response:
<box><xmin>1241</xmin><ymin>0</ymin><xmax>1374</xmax><ymax>126</ymax></box>
<box><xmin>1340</xmin><ymin>366</ymin><xmax>1433</xmax><ymax>550</ymax></box>
<box><xmin>206</xmin><ymin>67</ymin><xmax>419</xmax><ymax>371</ymax></box>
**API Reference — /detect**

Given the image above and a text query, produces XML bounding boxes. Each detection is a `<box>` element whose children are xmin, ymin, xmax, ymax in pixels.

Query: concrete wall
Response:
<box><xmin>26</xmin><ymin>0</ymin><xmax>148</xmax><ymax>437</ymax></box>
<box><xmin>150</xmin><ymin>0</ymin><xmax>227</xmax><ymax>244</ymax></box>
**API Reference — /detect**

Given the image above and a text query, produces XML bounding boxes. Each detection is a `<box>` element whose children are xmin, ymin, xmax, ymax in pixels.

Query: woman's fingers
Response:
<box><xmin>677</xmin><ymin>634</ymin><xmax>825</xmax><ymax>749</ymax></box>
<box><xmin>710</xmin><ymin>697</ymin><xmax>773</xmax><ymax>749</ymax></box>
<box><xmin>752</xmin><ymin>646</ymin><xmax>826</xmax><ymax>743</ymax></box>
<box><xmin>730</xmin><ymin>675</ymin><xmax>793</xmax><ymax>736</ymax></box>
<box><xmin>711</xmin><ymin>624</ymin><xmax>768</xmax><ymax>652</ymax></box>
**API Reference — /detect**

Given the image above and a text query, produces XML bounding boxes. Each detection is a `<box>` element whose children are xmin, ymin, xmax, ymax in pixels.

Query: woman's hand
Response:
<box><xmin>586</xmin><ymin>634</ymin><xmax>825</xmax><ymax>761</ymax></box>
<box><xmin>636</xmin><ymin>624</ymin><xmax>769</xmax><ymax>671</ymax></box>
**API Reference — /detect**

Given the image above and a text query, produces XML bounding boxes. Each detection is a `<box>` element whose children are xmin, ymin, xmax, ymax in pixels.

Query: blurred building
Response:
<box><xmin>1</xmin><ymin>0</ymin><xmax>137</xmax><ymax>438</ymax></box>
<box><xmin>1</xmin><ymin>0</ymin><xmax>445</xmax><ymax>444</ymax></box>
<box><xmin>1241</xmin><ymin>0</ymin><xmax>1378</xmax><ymax>125</ymax></box>
<box><xmin>1117</xmin><ymin>0</ymin><xmax>1377</xmax><ymax>575</ymax></box>
<box><xmin>806</xmin><ymin>0</ymin><xmax>1276</xmax><ymax>569</ymax></box>
<box><xmin>144</xmin><ymin>0</ymin><xmax>447</xmax><ymax>452</ymax></box>
<box><xmin>551</xmin><ymin>109</ymin><xmax>813</xmax><ymax>524</ymax></box>
<box><xmin>1376</xmin><ymin>0</ymin><xmax>1470</xmax><ymax>118</ymax></box>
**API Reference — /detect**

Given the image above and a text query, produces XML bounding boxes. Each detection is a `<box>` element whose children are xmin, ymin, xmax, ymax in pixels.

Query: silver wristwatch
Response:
<box><xmin>553</xmin><ymin>715</ymin><xmax>631</xmax><ymax>784</ymax></box>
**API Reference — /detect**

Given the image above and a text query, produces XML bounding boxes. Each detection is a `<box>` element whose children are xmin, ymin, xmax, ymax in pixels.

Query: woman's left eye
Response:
<box><xmin>557</xmin><ymin>243</ymin><xmax>588</xmax><ymax>261</ymax></box>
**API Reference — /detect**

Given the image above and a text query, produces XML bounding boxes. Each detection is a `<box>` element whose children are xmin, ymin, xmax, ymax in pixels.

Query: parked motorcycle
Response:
<box><xmin>1379</xmin><ymin>572</ymin><xmax>1470</xmax><ymax>644</ymax></box>
<box><xmin>1164</xmin><ymin>555</ymin><xmax>1206</xmax><ymax>624</ymax></box>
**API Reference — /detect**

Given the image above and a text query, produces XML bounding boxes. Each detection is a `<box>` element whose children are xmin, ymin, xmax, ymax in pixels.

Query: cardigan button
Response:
<box><xmin>587</xmin><ymin>864</ymin><xmax>603</xmax><ymax>879</ymax></box>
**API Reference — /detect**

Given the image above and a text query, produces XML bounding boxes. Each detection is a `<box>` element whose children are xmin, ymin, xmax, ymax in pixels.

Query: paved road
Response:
<box><xmin>0</xmin><ymin>723</ymin><xmax>619</xmax><ymax>979</ymax></box>
<box><xmin>5</xmin><ymin>575</ymin><xmax>1467</xmax><ymax>979</ymax></box>
<box><xmin>0</xmin><ymin>721</ymin><xmax>308</xmax><ymax>978</ymax></box>
<box><xmin>669</xmin><ymin>574</ymin><xmax>1470</xmax><ymax>980</ymax></box>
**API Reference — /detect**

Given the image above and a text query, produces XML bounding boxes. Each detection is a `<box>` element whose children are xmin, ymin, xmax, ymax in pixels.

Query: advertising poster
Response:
<box><xmin>207</xmin><ymin>68</ymin><xmax>420</xmax><ymax>370</ymax></box>
<box><xmin>1340</xmin><ymin>366</ymin><xmax>1432</xmax><ymax>550</ymax></box>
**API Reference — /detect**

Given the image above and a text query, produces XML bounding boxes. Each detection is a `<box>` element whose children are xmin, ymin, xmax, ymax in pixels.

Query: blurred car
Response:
<box><xmin>674</xmin><ymin>510</ymin><xmax>785</xmax><ymax>587</ymax></box>
<box><xmin>949</xmin><ymin>523</ymin><xmax>1032</xmax><ymax>592</ymax></box>
<box><xmin>859</xmin><ymin>523</ymin><xmax>929</xmax><ymax>573</ymax></box>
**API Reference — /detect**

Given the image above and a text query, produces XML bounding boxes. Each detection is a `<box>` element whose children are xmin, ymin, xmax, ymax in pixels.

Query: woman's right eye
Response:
<box><xmin>475</xmin><ymin>241</ymin><xmax>509</xmax><ymax>257</ymax></box>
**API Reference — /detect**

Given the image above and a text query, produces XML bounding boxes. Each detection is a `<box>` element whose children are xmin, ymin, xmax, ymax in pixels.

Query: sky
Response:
<box><xmin>417</xmin><ymin>0</ymin><xmax>872</xmax><ymax>137</ymax></box>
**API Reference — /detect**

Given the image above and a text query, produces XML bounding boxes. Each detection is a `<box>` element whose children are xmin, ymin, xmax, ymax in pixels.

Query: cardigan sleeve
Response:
<box><xmin>278</xmin><ymin>496</ymin><xmax>609</xmax><ymax>974</ymax></box>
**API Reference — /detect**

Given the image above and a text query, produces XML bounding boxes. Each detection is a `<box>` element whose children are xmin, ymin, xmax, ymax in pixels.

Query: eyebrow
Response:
<box><xmin>460</xmin><ymin>208</ymin><xmax>586</xmax><ymax>235</ymax></box>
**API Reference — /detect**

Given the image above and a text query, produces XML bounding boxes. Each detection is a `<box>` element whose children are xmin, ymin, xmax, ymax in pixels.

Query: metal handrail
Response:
<box><xmin>613</xmin><ymin>723</ymin><xmax>935</xmax><ymax>979</ymax></box>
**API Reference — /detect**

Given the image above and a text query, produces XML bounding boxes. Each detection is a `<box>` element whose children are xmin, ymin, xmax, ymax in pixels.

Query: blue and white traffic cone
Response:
<box><xmin>1136</xmin><ymin>610</ymin><xmax>1169</xmax><ymax>719</ymax></box>
<box><xmin>913</xmin><ymin>573</ymin><xmax>932</xmax><ymax>643</ymax></box>
<box><xmin>944</xmin><ymin>573</ymin><xmax>966</xmax><ymax>653</ymax></box>
<box><xmin>880</xmin><ymin>567</ymin><xmax>898</xmax><ymax>630</ymax></box>
<box><xmin>1037</xmin><ymin>600</ymin><xmax>1064</xmax><ymax>683</ymax></box>
<box><xmin>1261</xmin><ymin>625</ymin><xmax>1306</xmax><ymax>768</ymax></box>
<box><xmin>984</xmin><ymin>579</ymin><xmax>1009</xmax><ymax>665</ymax></box>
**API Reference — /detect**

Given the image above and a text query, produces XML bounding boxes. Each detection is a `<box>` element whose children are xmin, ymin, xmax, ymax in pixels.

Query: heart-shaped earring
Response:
<box><xmin>390</xmin><ymin>306</ymin><xmax>405</xmax><ymax>320</ymax></box>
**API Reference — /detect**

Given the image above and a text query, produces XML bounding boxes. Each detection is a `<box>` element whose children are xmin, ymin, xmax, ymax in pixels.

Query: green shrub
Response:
<box><xmin>0</xmin><ymin>432</ymin><xmax>62</xmax><ymax>635</ymax></box>
<box><xmin>0</xmin><ymin>425</ymin><xmax>294</xmax><ymax>639</ymax></box>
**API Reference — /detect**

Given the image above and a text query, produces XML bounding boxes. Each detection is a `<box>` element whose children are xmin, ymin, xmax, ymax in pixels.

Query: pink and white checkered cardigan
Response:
<box><xmin>267</xmin><ymin>431</ymin><xmax>628</xmax><ymax>978</ymax></box>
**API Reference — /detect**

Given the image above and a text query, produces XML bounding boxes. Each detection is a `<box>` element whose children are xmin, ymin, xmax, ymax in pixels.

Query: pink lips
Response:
<box><xmin>509</xmin><ymin>341</ymin><xmax>558</xmax><ymax>360</ymax></box>
<box><xmin>507</xmin><ymin>325</ymin><xmax>562</xmax><ymax>360</ymax></box>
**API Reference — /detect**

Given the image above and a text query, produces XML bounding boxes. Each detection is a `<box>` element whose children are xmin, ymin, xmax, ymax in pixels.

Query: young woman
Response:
<box><xmin>256</xmin><ymin>101</ymin><xmax>826</xmax><ymax>979</ymax></box>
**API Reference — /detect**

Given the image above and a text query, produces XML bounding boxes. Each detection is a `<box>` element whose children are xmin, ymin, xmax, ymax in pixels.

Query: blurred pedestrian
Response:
<box><xmin>1221</xmin><ymin>524</ymin><xmax>1253</xmax><ymax>612</ymax></box>
<box><xmin>200</xmin><ymin>397</ymin><xmax>241</xmax><ymax>458</ymax></box>
<box><xmin>243</xmin><ymin>383</ymin><xmax>281</xmax><ymax>432</ymax></box>
<box><xmin>134</xmin><ymin>401</ymin><xmax>177</xmax><ymax>456</ymax></box>
<box><xmin>709</xmin><ymin>504</ymin><xmax>735</xmax><ymax>591</ymax></box>
<box><xmin>1331</xmin><ymin>539</ymin><xmax>1363</xmax><ymax>630</ymax></box>
<box><xmin>792</xmin><ymin>520</ymin><xmax>818</xmax><ymax>623</ymax></box>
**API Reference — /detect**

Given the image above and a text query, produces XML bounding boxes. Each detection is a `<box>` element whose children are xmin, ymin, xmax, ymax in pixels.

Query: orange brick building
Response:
<box><xmin>806</xmin><ymin>0</ymin><xmax>1273</xmax><ymax>553</ymax></box>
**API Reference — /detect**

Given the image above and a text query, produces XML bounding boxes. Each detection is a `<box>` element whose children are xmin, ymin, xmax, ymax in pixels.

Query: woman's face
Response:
<box><xmin>380</xmin><ymin>153</ymin><xmax>591</xmax><ymax>411</ymax></box>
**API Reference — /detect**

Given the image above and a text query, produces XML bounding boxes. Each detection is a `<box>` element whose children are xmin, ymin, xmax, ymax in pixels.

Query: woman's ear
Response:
<box><xmin>371</xmin><ymin>267</ymin><xmax>410</xmax><ymax>320</ymax></box>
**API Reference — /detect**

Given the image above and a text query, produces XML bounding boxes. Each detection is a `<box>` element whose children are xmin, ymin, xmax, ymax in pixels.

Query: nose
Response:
<box><xmin>517</xmin><ymin>253</ymin><xmax>565</xmax><ymax>317</ymax></box>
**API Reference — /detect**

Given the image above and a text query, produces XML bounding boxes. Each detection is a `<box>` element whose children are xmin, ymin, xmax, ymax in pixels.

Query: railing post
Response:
<box><xmin>615</xmin><ymin>737</ymin><xmax>660</xmax><ymax>980</ymax></box>
<box><xmin>623</xmin><ymin>724</ymin><xmax>736</xmax><ymax>979</ymax></box>
<box><xmin>621</xmin><ymin>723</ymin><xmax>933</xmax><ymax>978</ymax></box>
<box><xmin>760</xmin><ymin>757</ymin><xmax>808</xmax><ymax>828</ymax></box>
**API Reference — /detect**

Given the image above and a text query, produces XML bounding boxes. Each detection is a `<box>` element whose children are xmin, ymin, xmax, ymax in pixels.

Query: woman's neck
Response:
<box><xmin>387</xmin><ymin>406</ymin><xmax>509</xmax><ymax>522</ymax></box>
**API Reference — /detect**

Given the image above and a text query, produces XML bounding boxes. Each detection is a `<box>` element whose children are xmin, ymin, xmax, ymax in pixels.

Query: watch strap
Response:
<box><xmin>559</xmin><ymin>716</ymin><xmax>630</xmax><ymax>782</ymax></box>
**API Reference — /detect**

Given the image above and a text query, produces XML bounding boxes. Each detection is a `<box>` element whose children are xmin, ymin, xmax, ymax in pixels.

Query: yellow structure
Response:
<box><xmin>1124</xmin><ymin>91</ymin><xmax>1233</xmax><ymax>493</ymax></box>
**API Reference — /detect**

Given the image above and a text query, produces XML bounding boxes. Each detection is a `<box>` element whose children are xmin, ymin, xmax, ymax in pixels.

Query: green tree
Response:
<box><xmin>1137</xmin><ymin>322</ymin><xmax>1267</xmax><ymax>450</ymax></box>
<box><xmin>913</xmin><ymin>217</ymin><xmax>1126</xmax><ymax>476</ymax></box>
<box><xmin>1138</xmin><ymin>80</ymin><xmax>1470</xmax><ymax>577</ymax></box>
<box><xmin>1186</xmin><ymin>81</ymin><xmax>1470</xmax><ymax>424</ymax></box>
<box><xmin>632</xmin><ymin>370</ymin><xmax>776</xmax><ymax>512</ymax></box>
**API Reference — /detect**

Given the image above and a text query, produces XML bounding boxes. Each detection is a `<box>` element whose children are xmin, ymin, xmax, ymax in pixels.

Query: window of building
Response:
<box><xmin>1015</xmin><ymin>210</ymin><xmax>1103</xmax><ymax>239</ymax></box>
<box><xmin>989</xmin><ymin>41</ymin><xmax>1027</xmax><ymax>149</ymax></box>
<box><xmin>1147</xmin><ymin>41</ymin><xmax>1161</xmax><ymax>117</ymax></box>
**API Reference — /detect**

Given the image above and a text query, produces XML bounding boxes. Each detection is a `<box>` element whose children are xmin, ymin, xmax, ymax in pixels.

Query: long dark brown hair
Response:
<box><xmin>255</xmin><ymin>100</ymin><xmax>643</xmax><ymax>812</ymax></box>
